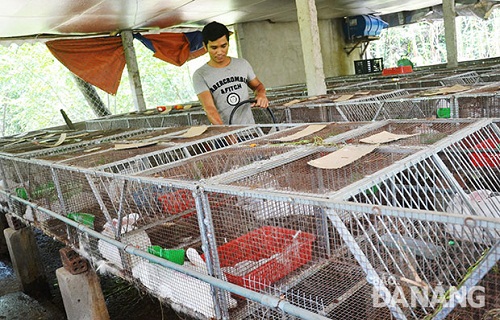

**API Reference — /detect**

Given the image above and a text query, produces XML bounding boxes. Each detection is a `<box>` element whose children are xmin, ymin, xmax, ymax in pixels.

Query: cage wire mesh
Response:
<box><xmin>96</xmin><ymin>126</ymin><xmax>266</xmax><ymax>174</ymax></box>
<box><xmin>340</xmin><ymin>120</ymin><xmax>499</xmax><ymax>214</ymax></box>
<box><xmin>0</xmin><ymin>128</ymin><xmax>145</xmax><ymax>158</ymax></box>
<box><xmin>227</xmin><ymin>146</ymin><xmax>415</xmax><ymax>194</ymax></box>
<box><xmin>0</xmin><ymin>118</ymin><xmax>499</xmax><ymax>320</ymax></box>
<box><xmin>136</xmin><ymin>145</ymin><xmax>299</xmax><ymax>182</ymax></box>
<box><xmin>440</xmin><ymin>71</ymin><xmax>481</xmax><ymax>86</ymax></box>
<box><xmin>455</xmin><ymin>87</ymin><xmax>500</xmax><ymax>118</ymax></box>
<box><xmin>242</xmin><ymin>122</ymin><xmax>370</xmax><ymax>145</ymax></box>
<box><xmin>331</xmin><ymin>89</ymin><xmax>410</xmax><ymax>122</ymax></box>
<box><xmin>199</xmin><ymin>182</ymin><xmax>500</xmax><ymax>320</ymax></box>
<box><xmin>48</xmin><ymin>142</ymin><xmax>175</xmax><ymax>169</ymax></box>
<box><xmin>84</xmin><ymin>112</ymin><xmax>192</xmax><ymax>130</ymax></box>
<box><xmin>330</xmin><ymin>80</ymin><xmax>379</xmax><ymax>93</ymax></box>
<box><xmin>13</xmin><ymin>128</ymin><xmax>151</xmax><ymax>159</ymax></box>
<box><xmin>338</xmin><ymin>120</ymin><xmax>474</xmax><ymax>148</ymax></box>
<box><xmin>200</xmin><ymin>189</ymin><xmax>329</xmax><ymax>319</ymax></box>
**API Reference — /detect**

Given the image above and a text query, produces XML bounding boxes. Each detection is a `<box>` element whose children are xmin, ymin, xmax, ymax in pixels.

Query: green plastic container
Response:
<box><xmin>437</xmin><ymin>107</ymin><xmax>451</xmax><ymax>118</ymax></box>
<box><xmin>148</xmin><ymin>245</ymin><xmax>185</xmax><ymax>265</ymax></box>
<box><xmin>15</xmin><ymin>187</ymin><xmax>28</xmax><ymax>200</ymax></box>
<box><xmin>67</xmin><ymin>212</ymin><xmax>95</xmax><ymax>229</ymax></box>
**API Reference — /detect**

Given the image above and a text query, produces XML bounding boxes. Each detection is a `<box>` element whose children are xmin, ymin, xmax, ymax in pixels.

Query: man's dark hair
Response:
<box><xmin>201</xmin><ymin>21</ymin><xmax>230</xmax><ymax>45</ymax></box>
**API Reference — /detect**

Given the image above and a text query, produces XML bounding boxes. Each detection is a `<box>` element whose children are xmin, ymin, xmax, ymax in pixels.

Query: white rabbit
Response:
<box><xmin>133</xmin><ymin>247</ymin><xmax>237</xmax><ymax>319</ymax></box>
<box><xmin>240</xmin><ymin>197</ymin><xmax>315</xmax><ymax>220</ymax></box>
<box><xmin>23</xmin><ymin>206</ymin><xmax>51</xmax><ymax>222</ymax></box>
<box><xmin>445</xmin><ymin>190</ymin><xmax>500</xmax><ymax>244</ymax></box>
<box><xmin>97</xmin><ymin>213</ymin><xmax>150</xmax><ymax>270</ymax></box>
<box><xmin>169</xmin><ymin>248</ymin><xmax>237</xmax><ymax>318</ymax></box>
<box><xmin>132</xmin><ymin>260</ymin><xmax>171</xmax><ymax>296</ymax></box>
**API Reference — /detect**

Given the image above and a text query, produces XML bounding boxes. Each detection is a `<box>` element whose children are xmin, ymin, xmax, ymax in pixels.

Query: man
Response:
<box><xmin>192</xmin><ymin>21</ymin><xmax>269</xmax><ymax>125</ymax></box>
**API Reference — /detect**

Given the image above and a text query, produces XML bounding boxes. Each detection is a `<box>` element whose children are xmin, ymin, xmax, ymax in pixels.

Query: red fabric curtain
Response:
<box><xmin>47</xmin><ymin>37</ymin><xmax>126</xmax><ymax>95</ymax></box>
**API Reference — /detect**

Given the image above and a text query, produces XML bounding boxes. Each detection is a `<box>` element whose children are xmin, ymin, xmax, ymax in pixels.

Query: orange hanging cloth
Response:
<box><xmin>46</xmin><ymin>37</ymin><xmax>126</xmax><ymax>95</ymax></box>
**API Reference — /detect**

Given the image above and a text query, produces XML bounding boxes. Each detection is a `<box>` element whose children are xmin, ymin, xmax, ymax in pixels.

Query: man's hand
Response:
<box><xmin>253</xmin><ymin>94</ymin><xmax>269</xmax><ymax>109</ymax></box>
<box><xmin>249</xmin><ymin>77</ymin><xmax>269</xmax><ymax>109</ymax></box>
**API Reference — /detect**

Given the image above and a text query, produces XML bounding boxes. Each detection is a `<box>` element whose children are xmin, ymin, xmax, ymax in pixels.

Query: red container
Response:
<box><xmin>157</xmin><ymin>189</ymin><xmax>196</xmax><ymax>217</ymax></box>
<box><xmin>209</xmin><ymin>226</ymin><xmax>315</xmax><ymax>291</ymax></box>
<box><xmin>382</xmin><ymin>65</ymin><xmax>413</xmax><ymax>76</ymax></box>
<box><xmin>157</xmin><ymin>190</ymin><xmax>228</xmax><ymax>218</ymax></box>
<box><xmin>469</xmin><ymin>138</ymin><xmax>500</xmax><ymax>168</ymax></box>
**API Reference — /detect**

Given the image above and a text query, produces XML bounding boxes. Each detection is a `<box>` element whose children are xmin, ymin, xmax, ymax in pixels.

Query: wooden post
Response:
<box><xmin>121</xmin><ymin>30</ymin><xmax>147</xmax><ymax>112</ymax></box>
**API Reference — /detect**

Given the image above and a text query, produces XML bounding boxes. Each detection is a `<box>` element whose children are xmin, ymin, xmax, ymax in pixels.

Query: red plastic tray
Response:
<box><xmin>469</xmin><ymin>138</ymin><xmax>500</xmax><ymax>168</ymax></box>
<box><xmin>210</xmin><ymin>226</ymin><xmax>315</xmax><ymax>291</ymax></box>
<box><xmin>382</xmin><ymin>65</ymin><xmax>413</xmax><ymax>76</ymax></box>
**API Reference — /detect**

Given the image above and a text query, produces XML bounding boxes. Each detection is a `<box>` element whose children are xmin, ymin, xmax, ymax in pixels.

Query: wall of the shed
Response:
<box><xmin>235</xmin><ymin>18</ymin><xmax>362</xmax><ymax>89</ymax></box>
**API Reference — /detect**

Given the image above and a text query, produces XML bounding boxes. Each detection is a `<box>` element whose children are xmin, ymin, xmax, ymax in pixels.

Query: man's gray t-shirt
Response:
<box><xmin>192</xmin><ymin>57</ymin><xmax>256</xmax><ymax>125</ymax></box>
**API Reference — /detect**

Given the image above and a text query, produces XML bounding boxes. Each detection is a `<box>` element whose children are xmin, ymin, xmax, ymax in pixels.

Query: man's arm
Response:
<box><xmin>248</xmin><ymin>77</ymin><xmax>269</xmax><ymax>109</ymax></box>
<box><xmin>197</xmin><ymin>91</ymin><xmax>224</xmax><ymax>125</ymax></box>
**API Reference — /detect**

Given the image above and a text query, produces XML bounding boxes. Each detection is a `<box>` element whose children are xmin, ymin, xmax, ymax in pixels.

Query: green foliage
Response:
<box><xmin>369</xmin><ymin>9</ymin><xmax>500</xmax><ymax>67</ymax></box>
<box><xmin>0</xmin><ymin>39</ymin><xmax>205</xmax><ymax>136</ymax></box>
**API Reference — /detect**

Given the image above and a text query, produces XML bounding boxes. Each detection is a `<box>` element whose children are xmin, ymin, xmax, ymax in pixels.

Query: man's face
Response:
<box><xmin>205</xmin><ymin>35</ymin><xmax>229</xmax><ymax>65</ymax></box>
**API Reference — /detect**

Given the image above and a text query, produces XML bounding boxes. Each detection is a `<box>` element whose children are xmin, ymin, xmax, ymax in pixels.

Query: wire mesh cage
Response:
<box><xmin>189</xmin><ymin>111</ymin><xmax>212</xmax><ymax>126</ymax></box>
<box><xmin>0</xmin><ymin>128</ymin><xmax>146</xmax><ymax>158</ymax></box>
<box><xmin>242</xmin><ymin>122</ymin><xmax>370</xmax><ymax>145</ymax></box>
<box><xmin>40</xmin><ymin>142</ymin><xmax>174</xmax><ymax>168</ymax></box>
<box><xmin>136</xmin><ymin>145</ymin><xmax>299</xmax><ymax>182</ymax></box>
<box><xmin>341</xmin><ymin>120</ymin><xmax>499</xmax><ymax>213</ymax></box>
<box><xmin>1</xmin><ymin>113</ymin><xmax>500</xmax><ymax>320</ymax></box>
<box><xmin>440</xmin><ymin>71</ymin><xmax>481</xmax><ymax>86</ymax></box>
<box><xmin>331</xmin><ymin>89</ymin><xmax>410</xmax><ymax>122</ymax></box>
<box><xmin>200</xmin><ymin>183</ymin><xmax>500</xmax><ymax>320</ymax></box>
<box><xmin>454</xmin><ymin>83</ymin><xmax>500</xmax><ymax>118</ymax></box>
<box><xmin>330</xmin><ymin>80</ymin><xmax>379</xmax><ymax>93</ymax></box>
<box><xmin>96</xmin><ymin>126</ymin><xmax>266</xmax><ymax>174</ymax></box>
<box><xmin>252</xmin><ymin>107</ymin><xmax>287</xmax><ymax>124</ymax></box>
<box><xmin>479</xmin><ymin>69</ymin><xmax>500</xmax><ymax>83</ymax></box>
<box><xmin>225</xmin><ymin>146</ymin><xmax>414</xmax><ymax>195</ymax></box>
<box><xmin>84</xmin><ymin>112</ymin><xmax>191</xmax><ymax>130</ymax></box>
<box><xmin>374</xmin><ymin>84</ymin><xmax>481</xmax><ymax>121</ymax></box>
<box><xmin>339</xmin><ymin>120</ymin><xmax>473</xmax><ymax>148</ymax></box>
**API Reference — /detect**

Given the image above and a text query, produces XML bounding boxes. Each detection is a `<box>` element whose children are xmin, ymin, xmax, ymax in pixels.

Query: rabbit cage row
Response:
<box><xmin>1</xmin><ymin>117</ymin><xmax>499</xmax><ymax>319</ymax></box>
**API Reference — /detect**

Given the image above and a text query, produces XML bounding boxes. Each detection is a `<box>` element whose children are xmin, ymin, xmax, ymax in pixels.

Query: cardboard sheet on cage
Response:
<box><xmin>113</xmin><ymin>141</ymin><xmax>158</xmax><ymax>150</ymax></box>
<box><xmin>283</xmin><ymin>99</ymin><xmax>302</xmax><ymax>107</ymax></box>
<box><xmin>421</xmin><ymin>84</ymin><xmax>470</xmax><ymax>96</ymax></box>
<box><xmin>275</xmin><ymin>124</ymin><xmax>326</xmax><ymax>142</ymax></box>
<box><xmin>174</xmin><ymin>125</ymin><xmax>208</xmax><ymax>138</ymax></box>
<box><xmin>334</xmin><ymin>94</ymin><xmax>354</xmax><ymax>102</ymax></box>
<box><xmin>359</xmin><ymin>131</ymin><xmax>419</xmax><ymax>144</ymax></box>
<box><xmin>307</xmin><ymin>144</ymin><xmax>378</xmax><ymax>169</ymax></box>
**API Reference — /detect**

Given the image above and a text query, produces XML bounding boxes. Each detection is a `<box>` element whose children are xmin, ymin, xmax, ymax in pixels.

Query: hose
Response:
<box><xmin>228</xmin><ymin>99</ymin><xmax>277</xmax><ymax>125</ymax></box>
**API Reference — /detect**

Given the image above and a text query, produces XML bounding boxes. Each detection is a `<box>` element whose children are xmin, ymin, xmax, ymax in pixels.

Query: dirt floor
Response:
<box><xmin>1</xmin><ymin>228</ymin><xmax>191</xmax><ymax>320</ymax></box>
